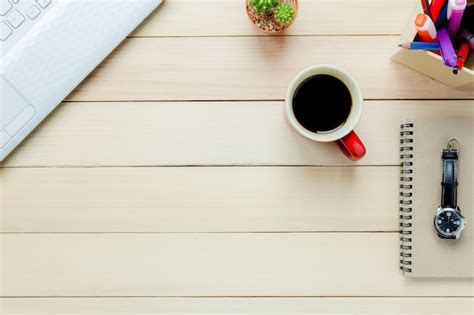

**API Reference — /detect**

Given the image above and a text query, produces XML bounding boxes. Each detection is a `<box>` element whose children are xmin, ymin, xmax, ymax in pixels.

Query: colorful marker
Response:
<box><xmin>421</xmin><ymin>0</ymin><xmax>432</xmax><ymax>17</ymax></box>
<box><xmin>438</xmin><ymin>27</ymin><xmax>458</xmax><ymax>68</ymax></box>
<box><xmin>415</xmin><ymin>13</ymin><xmax>437</xmax><ymax>42</ymax></box>
<box><xmin>435</xmin><ymin>3</ymin><xmax>449</xmax><ymax>29</ymax></box>
<box><xmin>430</xmin><ymin>0</ymin><xmax>446</xmax><ymax>22</ymax></box>
<box><xmin>399</xmin><ymin>42</ymin><xmax>440</xmax><ymax>50</ymax></box>
<box><xmin>448</xmin><ymin>0</ymin><xmax>467</xmax><ymax>37</ymax></box>
<box><xmin>459</xmin><ymin>28</ymin><xmax>474</xmax><ymax>48</ymax></box>
<box><xmin>456</xmin><ymin>42</ymin><xmax>470</xmax><ymax>72</ymax></box>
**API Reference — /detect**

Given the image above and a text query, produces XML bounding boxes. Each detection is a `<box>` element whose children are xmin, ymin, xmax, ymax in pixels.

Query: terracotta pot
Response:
<box><xmin>246</xmin><ymin>0</ymin><xmax>298</xmax><ymax>34</ymax></box>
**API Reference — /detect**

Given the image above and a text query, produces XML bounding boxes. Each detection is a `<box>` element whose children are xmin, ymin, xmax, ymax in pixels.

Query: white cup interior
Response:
<box><xmin>285</xmin><ymin>65</ymin><xmax>363</xmax><ymax>142</ymax></box>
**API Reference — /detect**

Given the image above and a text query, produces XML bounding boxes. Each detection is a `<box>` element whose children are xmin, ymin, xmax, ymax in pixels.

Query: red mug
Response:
<box><xmin>285</xmin><ymin>65</ymin><xmax>366</xmax><ymax>161</ymax></box>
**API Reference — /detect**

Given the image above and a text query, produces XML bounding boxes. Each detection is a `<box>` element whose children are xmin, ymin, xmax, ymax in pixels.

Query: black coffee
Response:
<box><xmin>292</xmin><ymin>74</ymin><xmax>352</xmax><ymax>133</ymax></box>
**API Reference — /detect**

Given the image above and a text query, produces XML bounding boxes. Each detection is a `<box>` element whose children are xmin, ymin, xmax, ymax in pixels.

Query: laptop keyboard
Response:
<box><xmin>1</xmin><ymin>0</ymin><xmax>54</xmax><ymax>55</ymax></box>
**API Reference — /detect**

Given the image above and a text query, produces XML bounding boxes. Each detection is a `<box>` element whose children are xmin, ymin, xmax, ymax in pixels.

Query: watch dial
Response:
<box><xmin>435</xmin><ymin>210</ymin><xmax>463</xmax><ymax>235</ymax></box>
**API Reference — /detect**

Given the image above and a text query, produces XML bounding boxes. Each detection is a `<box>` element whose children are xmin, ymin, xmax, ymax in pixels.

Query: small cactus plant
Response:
<box><xmin>246</xmin><ymin>0</ymin><xmax>297</xmax><ymax>33</ymax></box>
<box><xmin>274</xmin><ymin>4</ymin><xmax>295</xmax><ymax>25</ymax></box>
<box><xmin>249</xmin><ymin>0</ymin><xmax>279</xmax><ymax>13</ymax></box>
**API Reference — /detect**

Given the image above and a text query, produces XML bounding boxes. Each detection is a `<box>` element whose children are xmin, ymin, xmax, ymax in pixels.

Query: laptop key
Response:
<box><xmin>7</xmin><ymin>9</ymin><xmax>25</xmax><ymax>28</ymax></box>
<box><xmin>26</xmin><ymin>5</ymin><xmax>40</xmax><ymax>20</ymax></box>
<box><xmin>0</xmin><ymin>22</ymin><xmax>12</xmax><ymax>40</ymax></box>
<box><xmin>0</xmin><ymin>1</ymin><xmax>12</xmax><ymax>16</ymax></box>
<box><xmin>36</xmin><ymin>0</ymin><xmax>51</xmax><ymax>9</ymax></box>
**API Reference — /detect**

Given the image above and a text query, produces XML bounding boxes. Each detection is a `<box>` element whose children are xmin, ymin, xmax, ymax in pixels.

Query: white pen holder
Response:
<box><xmin>392</xmin><ymin>0</ymin><xmax>474</xmax><ymax>89</ymax></box>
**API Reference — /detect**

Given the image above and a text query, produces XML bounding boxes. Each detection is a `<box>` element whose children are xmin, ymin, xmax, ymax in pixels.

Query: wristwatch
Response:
<box><xmin>433</xmin><ymin>139</ymin><xmax>466</xmax><ymax>240</ymax></box>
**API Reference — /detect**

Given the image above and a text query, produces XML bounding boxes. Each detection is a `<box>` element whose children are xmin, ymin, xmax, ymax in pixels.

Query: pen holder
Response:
<box><xmin>392</xmin><ymin>0</ymin><xmax>474</xmax><ymax>89</ymax></box>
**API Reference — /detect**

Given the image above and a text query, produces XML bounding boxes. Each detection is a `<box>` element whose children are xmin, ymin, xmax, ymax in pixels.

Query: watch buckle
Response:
<box><xmin>447</xmin><ymin>139</ymin><xmax>460</xmax><ymax>151</ymax></box>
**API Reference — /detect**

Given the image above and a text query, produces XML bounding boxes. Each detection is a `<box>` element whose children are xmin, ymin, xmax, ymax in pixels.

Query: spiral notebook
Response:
<box><xmin>399</xmin><ymin>118</ymin><xmax>473</xmax><ymax>278</ymax></box>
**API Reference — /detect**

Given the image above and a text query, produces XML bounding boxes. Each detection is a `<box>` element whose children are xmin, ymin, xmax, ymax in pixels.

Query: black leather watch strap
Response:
<box><xmin>439</xmin><ymin>233</ymin><xmax>456</xmax><ymax>240</ymax></box>
<box><xmin>441</xmin><ymin>149</ymin><xmax>458</xmax><ymax>209</ymax></box>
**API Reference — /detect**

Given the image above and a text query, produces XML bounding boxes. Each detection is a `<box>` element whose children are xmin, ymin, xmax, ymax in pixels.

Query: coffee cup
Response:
<box><xmin>285</xmin><ymin>64</ymin><xmax>366</xmax><ymax>161</ymax></box>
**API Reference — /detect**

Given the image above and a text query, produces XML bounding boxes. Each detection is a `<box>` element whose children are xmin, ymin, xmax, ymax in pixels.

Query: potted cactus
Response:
<box><xmin>246</xmin><ymin>0</ymin><xmax>298</xmax><ymax>33</ymax></box>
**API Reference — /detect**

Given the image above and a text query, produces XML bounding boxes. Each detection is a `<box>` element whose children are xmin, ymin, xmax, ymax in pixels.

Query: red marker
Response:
<box><xmin>421</xmin><ymin>0</ymin><xmax>432</xmax><ymax>17</ymax></box>
<box><xmin>415</xmin><ymin>13</ymin><xmax>437</xmax><ymax>42</ymax></box>
<box><xmin>456</xmin><ymin>42</ymin><xmax>470</xmax><ymax>72</ymax></box>
<box><xmin>430</xmin><ymin>0</ymin><xmax>446</xmax><ymax>22</ymax></box>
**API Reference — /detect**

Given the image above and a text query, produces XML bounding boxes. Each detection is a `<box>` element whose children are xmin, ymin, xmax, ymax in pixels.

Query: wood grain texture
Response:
<box><xmin>2</xmin><ymin>297</ymin><xmax>473</xmax><ymax>314</ymax></box>
<box><xmin>1</xmin><ymin>167</ymin><xmax>398</xmax><ymax>233</ymax></box>
<box><xmin>2</xmin><ymin>233</ymin><xmax>473</xmax><ymax>297</ymax></box>
<box><xmin>67</xmin><ymin>37</ymin><xmax>474</xmax><ymax>102</ymax></box>
<box><xmin>1</xmin><ymin>101</ymin><xmax>472</xmax><ymax>167</ymax></box>
<box><xmin>2</xmin><ymin>0</ymin><xmax>473</xmax><ymax>308</ymax></box>
<box><xmin>134</xmin><ymin>0</ymin><xmax>416</xmax><ymax>36</ymax></box>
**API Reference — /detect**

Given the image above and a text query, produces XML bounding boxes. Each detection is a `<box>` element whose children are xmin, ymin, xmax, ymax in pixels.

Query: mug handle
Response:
<box><xmin>336</xmin><ymin>130</ymin><xmax>366</xmax><ymax>161</ymax></box>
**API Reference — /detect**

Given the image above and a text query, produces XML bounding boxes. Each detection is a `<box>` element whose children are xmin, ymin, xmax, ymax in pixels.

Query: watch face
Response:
<box><xmin>434</xmin><ymin>208</ymin><xmax>464</xmax><ymax>236</ymax></box>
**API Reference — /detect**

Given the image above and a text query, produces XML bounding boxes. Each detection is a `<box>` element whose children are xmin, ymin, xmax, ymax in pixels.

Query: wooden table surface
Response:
<box><xmin>1</xmin><ymin>0</ymin><xmax>473</xmax><ymax>314</ymax></box>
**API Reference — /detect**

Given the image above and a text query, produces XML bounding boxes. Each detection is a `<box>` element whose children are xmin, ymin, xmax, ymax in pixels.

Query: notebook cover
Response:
<box><xmin>401</xmin><ymin>117</ymin><xmax>473</xmax><ymax>278</ymax></box>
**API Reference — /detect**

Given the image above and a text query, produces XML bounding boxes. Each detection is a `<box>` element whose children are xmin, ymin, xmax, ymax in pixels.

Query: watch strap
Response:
<box><xmin>438</xmin><ymin>230</ymin><xmax>456</xmax><ymax>239</ymax></box>
<box><xmin>441</xmin><ymin>149</ymin><xmax>458</xmax><ymax>209</ymax></box>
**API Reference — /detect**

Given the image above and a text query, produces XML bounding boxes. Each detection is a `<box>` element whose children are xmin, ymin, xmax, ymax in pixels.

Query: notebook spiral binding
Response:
<box><xmin>399</xmin><ymin>123</ymin><xmax>414</xmax><ymax>273</ymax></box>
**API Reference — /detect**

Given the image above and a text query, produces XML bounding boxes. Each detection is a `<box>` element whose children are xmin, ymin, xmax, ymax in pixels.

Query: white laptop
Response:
<box><xmin>0</xmin><ymin>0</ymin><xmax>162</xmax><ymax>161</ymax></box>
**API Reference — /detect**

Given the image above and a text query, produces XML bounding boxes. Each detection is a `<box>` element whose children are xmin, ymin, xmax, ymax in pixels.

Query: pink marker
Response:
<box><xmin>447</xmin><ymin>0</ymin><xmax>467</xmax><ymax>37</ymax></box>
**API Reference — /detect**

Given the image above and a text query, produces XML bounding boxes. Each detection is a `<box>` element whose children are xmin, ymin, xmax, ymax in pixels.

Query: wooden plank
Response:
<box><xmin>134</xmin><ymin>0</ymin><xmax>415</xmax><ymax>36</ymax></box>
<box><xmin>68</xmin><ymin>37</ymin><xmax>474</xmax><ymax>102</ymax></box>
<box><xmin>2</xmin><ymin>297</ymin><xmax>473</xmax><ymax>314</ymax></box>
<box><xmin>1</xmin><ymin>233</ymin><xmax>473</xmax><ymax>297</ymax></box>
<box><xmin>0</xmin><ymin>167</ymin><xmax>398</xmax><ymax>233</ymax></box>
<box><xmin>1</xmin><ymin>101</ymin><xmax>472</xmax><ymax>167</ymax></box>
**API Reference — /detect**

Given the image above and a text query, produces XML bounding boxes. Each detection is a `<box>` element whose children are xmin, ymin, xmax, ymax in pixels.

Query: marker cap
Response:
<box><xmin>415</xmin><ymin>13</ymin><xmax>437</xmax><ymax>41</ymax></box>
<box><xmin>448</xmin><ymin>0</ymin><xmax>467</xmax><ymax>19</ymax></box>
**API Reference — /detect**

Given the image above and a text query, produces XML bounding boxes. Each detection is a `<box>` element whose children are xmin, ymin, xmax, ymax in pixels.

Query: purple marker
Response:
<box><xmin>438</xmin><ymin>28</ymin><xmax>458</xmax><ymax>68</ymax></box>
<box><xmin>448</xmin><ymin>0</ymin><xmax>467</xmax><ymax>37</ymax></box>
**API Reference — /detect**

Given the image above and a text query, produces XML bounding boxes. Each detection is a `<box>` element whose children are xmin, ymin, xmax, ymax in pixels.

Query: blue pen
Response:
<box><xmin>435</xmin><ymin>3</ymin><xmax>449</xmax><ymax>29</ymax></box>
